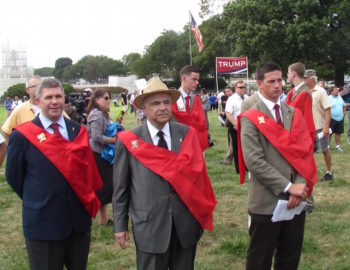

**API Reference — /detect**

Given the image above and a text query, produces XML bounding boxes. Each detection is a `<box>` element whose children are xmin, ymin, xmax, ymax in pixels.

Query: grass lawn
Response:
<box><xmin>1</xmin><ymin>105</ymin><xmax>350</xmax><ymax>269</ymax></box>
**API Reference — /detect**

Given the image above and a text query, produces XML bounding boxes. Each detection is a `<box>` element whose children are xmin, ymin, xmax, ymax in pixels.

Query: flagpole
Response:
<box><xmin>188</xmin><ymin>10</ymin><xmax>192</xmax><ymax>65</ymax></box>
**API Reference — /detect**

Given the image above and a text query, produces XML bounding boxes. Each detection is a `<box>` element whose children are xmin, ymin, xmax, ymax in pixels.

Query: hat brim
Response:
<box><xmin>134</xmin><ymin>89</ymin><xmax>180</xmax><ymax>109</ymax></box>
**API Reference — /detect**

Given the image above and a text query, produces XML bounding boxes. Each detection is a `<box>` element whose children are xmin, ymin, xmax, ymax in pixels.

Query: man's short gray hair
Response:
<box><xmin>26</xmin><ymin>75</ymin><xmax>41</xmax><ymax>88</ymax></box>
<box><xmin>35</xmin><ymin>78</ymin><xmax>64</xmax><ymax>98</ymax></box>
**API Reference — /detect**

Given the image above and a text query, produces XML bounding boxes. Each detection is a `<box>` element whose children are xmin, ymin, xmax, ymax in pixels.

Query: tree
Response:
<box><xmin>220</xmin><ymin>0</ymin><xmax>350</xmax><ymax>83</ymax></box>
<box><xmin>133</xmin><ymin>30</ymin><xmax>190</xmax><ymax>79</ymax></box>
<box><xmin>34</xmin><ymin>67</ymin><xmax>54</xmax><ymax>77</ymax></box>
<box><xmin>2</xmin><ymin>83</ymin><xmax>26</xmax><ymax>99</ymax></box>
<box><xmin>122</xmin><ymin>53</ymin><xmax>141</xmax><ymax>74</ymax></box>
<box><xmin>322</xmin><ymin>0</ymin><xmax>350</xmax><ymax>85</ymax></box>
<box><xmin>61</xmin><ymin>83</ymin><xmax>75</xmax><ymax>96</ymax></box>
<box><xmin>54</xmin><ymin>57</ymin><xmax>73</xmax><ymax>80</ymax></box>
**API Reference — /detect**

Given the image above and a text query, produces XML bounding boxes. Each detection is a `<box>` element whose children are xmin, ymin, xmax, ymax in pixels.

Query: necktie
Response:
<box><xmin>50</xmin><ymin>123</ymin><xmax>61</xmax><ymax>136</ymax></box>
<box><xmin>185</xmin><ymin>96</ymin><xmax>190</xmax><ymax>112</ymax></box>
<box><xmin>157</xmin><ymin>131</ymin><xmax>168</xmax><ymax>149</ymax></box>
<box><xmin>273</xmin><ymin>104</ymin><xmax>284</xmax><ymax>127</ymax></box>
<box><xmin>241</xmin><ymin>96</ymin><xmax>245</xmax><ymax>101</ymax></box>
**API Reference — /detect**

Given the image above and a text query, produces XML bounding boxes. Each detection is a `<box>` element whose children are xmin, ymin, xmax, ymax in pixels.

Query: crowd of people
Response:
<box><xmin>1</xmin><ymin>61</ymin><xmax>349</xmax><ymax>269</ymax></box>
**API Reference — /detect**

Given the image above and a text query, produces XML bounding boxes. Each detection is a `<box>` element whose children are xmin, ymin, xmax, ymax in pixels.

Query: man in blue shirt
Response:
<box><xmin>329</xmin><ymin>86</ymin><xmax>346</xmax><ymax>151</ymax></box>
<box><xmin>4</xmin><ymin>97</ymin><xmax>13</xmax><ymax>117</ymax></box>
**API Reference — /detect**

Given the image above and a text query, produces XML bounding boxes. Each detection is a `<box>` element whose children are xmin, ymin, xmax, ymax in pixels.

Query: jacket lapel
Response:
<box><xmin>32</xmin><ymin>115</ymin><xmax>44</xmax><ymax>128</ymax></box>
<box><xmin>169</xmin><ymin>122</ymin><xmax>182</xmax><ymax>153</ymax></box>
<box><xmin>64</xmin><ymin>118</ymin><xmax>79</xmax><ymax>141</ymax></box>
<box><xmin>281</xmin><ymin>103</ymin><xmax>293</xmax><ymax>131</ymax></box>
<box><xmin>139</xmin><ymin>123</ymin><xmax>153</xmax><ymax>144</ymax></box>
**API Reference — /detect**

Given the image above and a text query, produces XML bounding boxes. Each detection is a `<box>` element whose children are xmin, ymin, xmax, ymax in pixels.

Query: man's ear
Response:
<box><xmin>35</xmin><ymin>98</ymin><xmax>40</xmax><ymax>106</ymax></box>
<box><xmin>256</xmin><ymin>80</ymin><xmax>262</xmax><ymax>88</ymax></box>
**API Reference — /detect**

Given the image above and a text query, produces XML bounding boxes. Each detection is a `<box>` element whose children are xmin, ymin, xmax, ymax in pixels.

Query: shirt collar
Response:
<box><xmin>39</xmin><ymin>113</ymin><xmax>65</xmax><ymax>130</ymax></box>
<box><xmin>294</xmin><ymin>82</ymin><xmax>305</xmax><ymax>92</ymax></box>
<box><xmin>180</xmin><ymin>87</ymin><xmax>191</xmax><ymax>99</ymax></box>
<box><xmin>147</xmin><ymin>120</ymin><xmax>170</xmax><ymax>140</ymax></box>
<box><xmin>259</xmin><ymin>93</ymin><xmax>281</xmax><ymax>111</ymax></box>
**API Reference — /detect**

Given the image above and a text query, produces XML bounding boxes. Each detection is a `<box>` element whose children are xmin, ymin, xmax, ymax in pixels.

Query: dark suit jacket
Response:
<box><xmin>113</xmin><ymin>121</ymin><xmax>203</xmax><ymax>253</ymax></box>
<box><xmin>6</xmin><ymin>115</ymin><xmax>91</xmax><ymax>240</ymax></box>
<box><xmin>240</xmin><ymin>100</ymin><xmax>306</xmax><ymax>215</ymax></box>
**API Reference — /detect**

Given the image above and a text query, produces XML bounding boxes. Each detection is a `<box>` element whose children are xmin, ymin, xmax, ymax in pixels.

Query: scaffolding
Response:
<box><xmin>0</xmin><ymin>45</ymin><xmax>33</xmax><ymax>96</ymax></box>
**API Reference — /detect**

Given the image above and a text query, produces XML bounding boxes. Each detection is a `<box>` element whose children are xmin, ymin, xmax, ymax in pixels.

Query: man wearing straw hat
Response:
<box><xmin>112</xmin><ymin>76</ymin><xmax>216</xmax><ymax>270</ymax></box>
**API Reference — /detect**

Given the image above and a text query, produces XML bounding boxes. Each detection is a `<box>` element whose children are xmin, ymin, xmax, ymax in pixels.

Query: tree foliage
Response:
<box><xmin>53</xmin><ymin>55</ymin><xmax>128</xmax><ymax>83</ymax></box>
<box><xmin>34</xmin><ymin>67</ymin><xmax>54</xmax><ymax>77</ymax></box>
<box><xmin>2</xmin><ymin>83</ymin><xmax>26</xmax><ymax>99</ymax></box>
<box><xmin>54</xmin><ymin>57</ymin><xmax>73</xmax><ymax>80</ymax></box>
<box><xmin>61</xmin><ymin>83</ymin><xmax>75</xmax><ymax>96</ymax></box>
<box><xmin>219</xmin><ymin>0</ymin><xmax>350</xmax><ymax>84</ymax></box>
<box><xmin>132</xmin><ymin>30</ymin><xmax>190</xmax><ymax>79</ymax></box>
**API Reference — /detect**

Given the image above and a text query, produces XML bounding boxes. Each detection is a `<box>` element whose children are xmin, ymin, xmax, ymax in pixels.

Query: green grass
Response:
<box><xmin>1</xmin><ymin>105</ymin><xmax>350</xmax><ymax>269</ymax></box>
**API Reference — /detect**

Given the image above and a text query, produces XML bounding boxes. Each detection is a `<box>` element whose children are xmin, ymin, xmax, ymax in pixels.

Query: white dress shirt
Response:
<box><xmin>39</xmin><ymin>113</ymin><xmax>69</xmax><ymax>140</ymax></box>
<box><xmin>294</xmin><ymin>82</ymin><xmax>305</xmax><ymax>93</ymax></box>
<box><xmin>258</xmin><ymin>92</ymin><xmax>283</xmax><ymax>124</ymax></box>
<box><xmin>225</xmin><ymin>93</ymin><xmax>245</xmax><ymax>120</ymax></box>
<box><xmin>146</xmin><ymin>120</ymin><xmax>171</xmax><ymax>150</ymax></box>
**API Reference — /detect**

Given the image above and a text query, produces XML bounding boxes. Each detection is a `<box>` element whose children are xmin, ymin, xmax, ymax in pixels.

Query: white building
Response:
<box><xmin>0</xmin><ymin>45</ymin><xmax>33</xmax><ymax>96</ymax></box>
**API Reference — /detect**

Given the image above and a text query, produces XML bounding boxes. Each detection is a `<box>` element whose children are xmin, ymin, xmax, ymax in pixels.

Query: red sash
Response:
<box><xmin>16</xmin><ymin>122</ymin><xmax>103</xmax><ymax>217</ymax></box>
<box><xmin>237</xmin><ymin>109</ymin><xmax>317</xmax><ymax>196</ymax></box>
<box><xmin>117</xmin><ymin>127</ymin><xmax>216</xmax><ymax>230</ymax></box>
<box><xmin>171</xmin><ymin>95</ymin><xmax>209</xmax><ymax>151</ymax></box>
<box><xmin>286</xmin><ymin>90</ymin><xmax>316</xmax><ymax>141</ymax></box>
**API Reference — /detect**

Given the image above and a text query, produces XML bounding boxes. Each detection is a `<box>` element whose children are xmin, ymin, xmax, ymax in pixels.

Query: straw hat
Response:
<box><xmin>134</xmin><ymin>77</ymin><xmax>180</xmax><ymax>109</ymax></box>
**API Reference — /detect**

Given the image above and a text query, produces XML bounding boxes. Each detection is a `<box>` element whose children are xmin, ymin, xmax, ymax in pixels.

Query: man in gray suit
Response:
<box><xmin>113</xmin><ymin>77</ymin><xmax>216</xmax><ymax>270</ymax></box>
<box><xmin>239</xmin><ymin>62</ymin><xmax>317</xmax><ymax>270</ymax></box>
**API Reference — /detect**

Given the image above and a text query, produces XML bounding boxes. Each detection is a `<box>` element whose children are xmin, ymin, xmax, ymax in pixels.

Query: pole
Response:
<box><xmin>188</xmin><ymin>11</ymin><xmax>192</xmax><ymax>65</ymax></box>
<box><xmin>215</xmin><ymin>57</ymin><xmax>219</xmax><ymax>94</ymax></box>
<box><xmin>246</xmin><ymin>57</ymin><xmax>249</xmax><ymax>94</ymax></box>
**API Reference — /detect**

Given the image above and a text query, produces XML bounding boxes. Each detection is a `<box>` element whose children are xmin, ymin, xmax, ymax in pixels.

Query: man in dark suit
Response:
<box><xmin>113</xmin><ymin>77</ymin><xmax>216</xmax><ymax>270</ymax></box>
<box><xmin>238</xmin><ymin>62</ymin><xmax>317</xmax><ymax>270</ymax></box>
<box><xmin>6</xmin><ymin>78</ymin><xmax>102</xmax><ymax>270</ymax></box>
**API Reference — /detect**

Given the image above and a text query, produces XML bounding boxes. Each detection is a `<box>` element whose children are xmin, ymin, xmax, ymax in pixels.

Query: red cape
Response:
<box><xmin>237</xmin><ymin>109</ymin><xmax>317</xmax><ymax>196</ymax></box>
<box><xmin>286</xmin><ymin>89</ymin><xmax>316</xmax><ymax>141</ymax></box>
<box><xmin>117</xmin><ymin>127</ymin><xmax>216</xmax><ymax>230</ymax></box>
<box><xmin>171</xmin><ymin>95</ymin><xmax>209</xmax><ymax>151</ymax></box>
<box><xmin>16</xmin><ymin>122</ymin><xmax>103</xmax><ymax>217</ymax></box>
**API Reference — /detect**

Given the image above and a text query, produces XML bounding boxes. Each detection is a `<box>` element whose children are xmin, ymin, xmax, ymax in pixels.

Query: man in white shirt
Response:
<box><xmin>224</xmin><ymin>80</ymin><xmax>247</xmax><ymax>173</ymax></box>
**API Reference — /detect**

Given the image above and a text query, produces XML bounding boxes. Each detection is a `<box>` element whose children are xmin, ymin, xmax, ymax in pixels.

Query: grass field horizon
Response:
<box><xmin>0</xmin><ymin>105</ymin><xmax>349</xmax><ymax>269</ymax></box>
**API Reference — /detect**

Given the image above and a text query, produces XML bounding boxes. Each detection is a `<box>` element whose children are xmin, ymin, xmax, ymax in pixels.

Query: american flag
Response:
<box><xmin>190</xmin><ymin>11</ymin><xmax>204</xmax><ymax>52</ymax></box>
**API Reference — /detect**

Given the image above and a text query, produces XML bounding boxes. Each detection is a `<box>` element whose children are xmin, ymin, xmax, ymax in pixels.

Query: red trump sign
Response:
<box><xmin>216</xmin><ymin>57</ymin><xmax>248</xmax><ymax>74</ymax></box>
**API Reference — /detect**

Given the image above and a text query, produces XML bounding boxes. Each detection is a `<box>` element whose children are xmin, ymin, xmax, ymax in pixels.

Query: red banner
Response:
<box><xmin>216</xmin><ymin>57</ymin><xmax>248</xmax><ymax>74</ymax></box>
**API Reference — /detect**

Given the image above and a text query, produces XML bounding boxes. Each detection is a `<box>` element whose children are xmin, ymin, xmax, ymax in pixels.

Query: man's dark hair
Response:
<box><xmin>256</xmin><ymin>62</ymin><xmax>282</xmax><ymax>81</ymax></box>
<box><xmin>289</xmin><ymin>62</ymin><xmax>305</xmax><ymax>78</ymax></box>
<box><xmin>180</xmin><ymin>65</ymin><xmax>200</xmax><ymax>78</ymax></box>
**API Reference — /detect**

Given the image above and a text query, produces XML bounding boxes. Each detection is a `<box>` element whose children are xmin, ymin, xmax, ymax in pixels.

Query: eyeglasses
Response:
<box><xmin>238</xmin><ymin>86</ymin><xmax>246</xmax><ymax>89</ymax></box>
<box><xmin>104</xmin><ymin>96</ymin><xmax>111</xmax><ymax>101</ymax></box>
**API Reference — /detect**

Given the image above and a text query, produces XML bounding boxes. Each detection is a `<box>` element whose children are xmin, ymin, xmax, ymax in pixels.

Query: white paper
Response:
<box><xmin>271</xmin><ymin>200</ymin><xmax>306</xmax><ymax>222</ymax></box>
<box><xmin>218</xmin><ymin>115</ymin><xmax>226</xmax><ymax>125</ymax></box>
